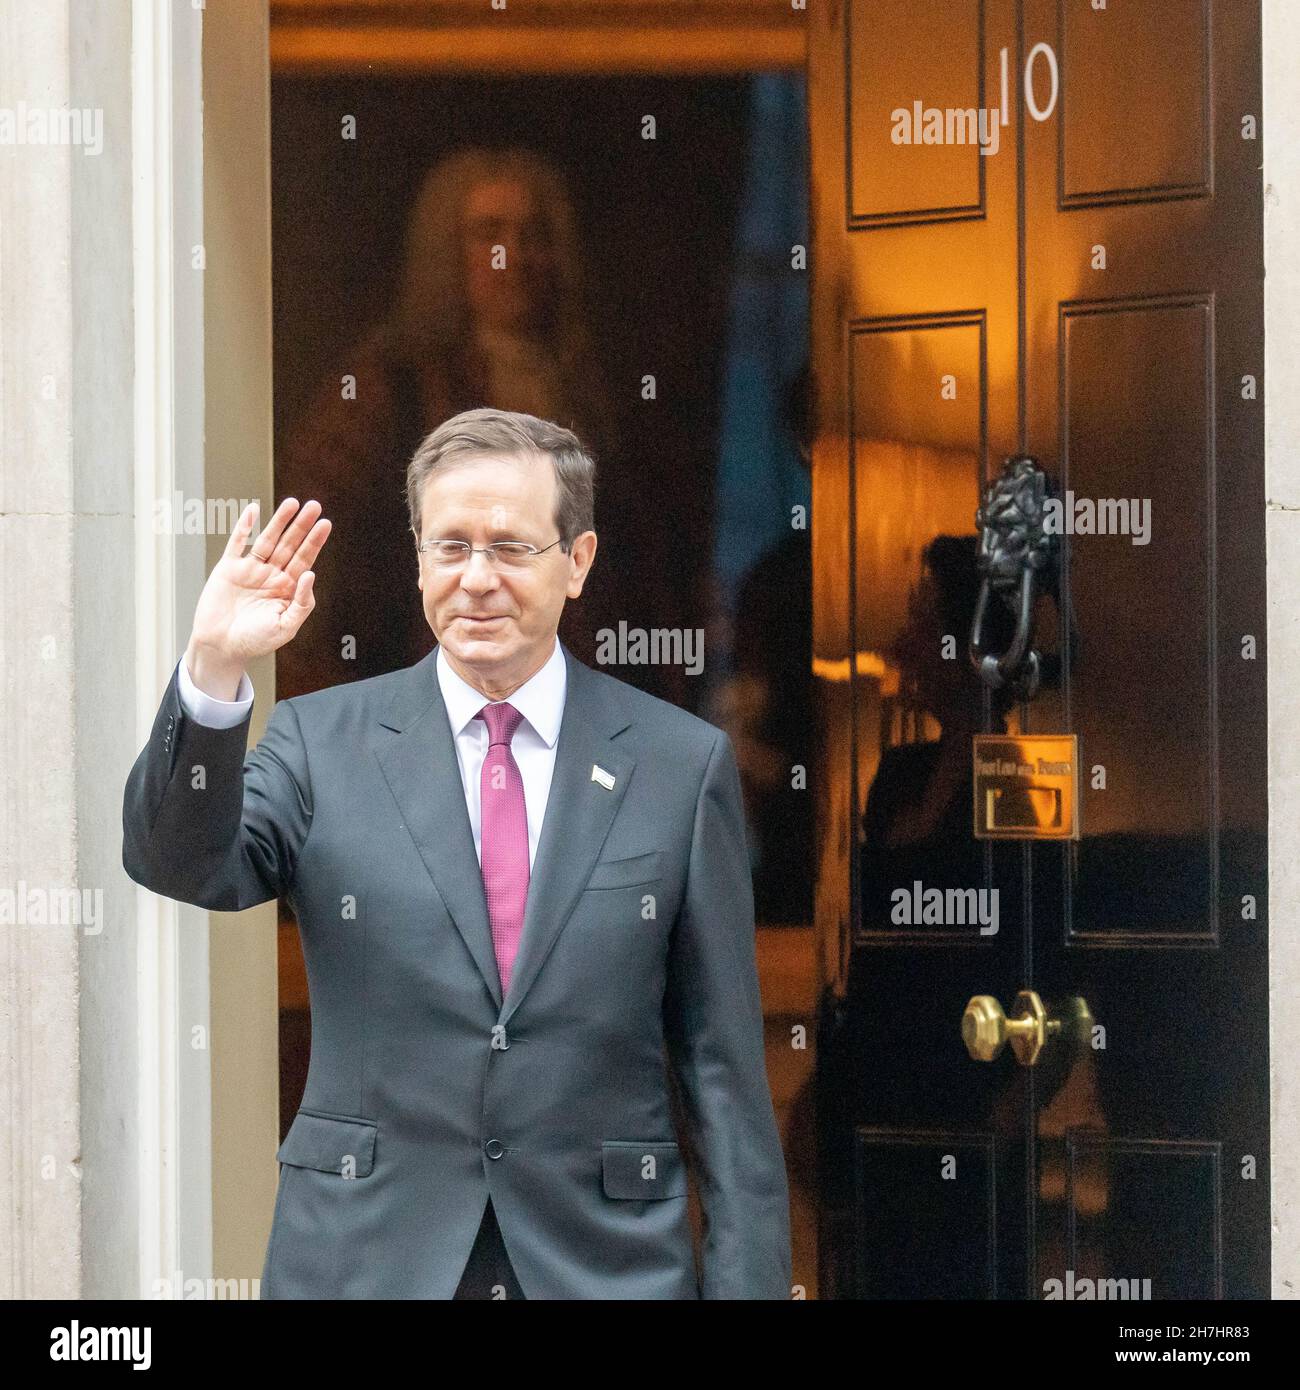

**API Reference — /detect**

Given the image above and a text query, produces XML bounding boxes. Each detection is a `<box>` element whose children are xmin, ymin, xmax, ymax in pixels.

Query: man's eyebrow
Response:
<box><xmin>427</xmin><ymin>524</ymin><xmax>540</xmax><ymax>542</ymax></box>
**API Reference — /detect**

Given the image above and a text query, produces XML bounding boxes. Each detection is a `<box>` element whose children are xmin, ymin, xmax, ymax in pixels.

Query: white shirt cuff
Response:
<box><xmin>176</xmin><ymin>655</ymin><xmax>255</xmax><ymax>729</ymax></box>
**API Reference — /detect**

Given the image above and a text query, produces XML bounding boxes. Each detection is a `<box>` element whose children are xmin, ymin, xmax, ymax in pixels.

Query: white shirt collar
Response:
<box><xmin>435</xmin><ymin>637</ymin><xmax>567</xmax><ymax>748</ymax></box>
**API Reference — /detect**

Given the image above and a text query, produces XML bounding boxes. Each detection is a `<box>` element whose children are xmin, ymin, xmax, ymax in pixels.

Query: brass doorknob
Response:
<box><xmin>962</xmin><ymin>989</ymin><xmax>1061</xmax><ymax>1066</ymax></box>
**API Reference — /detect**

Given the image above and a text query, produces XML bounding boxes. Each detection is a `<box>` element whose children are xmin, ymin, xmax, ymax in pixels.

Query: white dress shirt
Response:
<box><xmin>176</xmin><ymin>638</ymin><xmax>568</xmax><ymax>871</ymax></box>
<box><xmin>432</xmin><ymin>638</ymin><xmax>566</xmax><ymax>871</ymax></box>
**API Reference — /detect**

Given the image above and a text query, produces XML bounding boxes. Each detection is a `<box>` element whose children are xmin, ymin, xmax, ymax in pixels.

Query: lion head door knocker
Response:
<box><xmin>968</xmin><ymin>455</ymin><xmax>1058</xmax><ymax>700</ymax></box>
<box><xmin>968</xmin><ymin>457</ymin><xmax>1079</xmax><ymax>842</ymax></box>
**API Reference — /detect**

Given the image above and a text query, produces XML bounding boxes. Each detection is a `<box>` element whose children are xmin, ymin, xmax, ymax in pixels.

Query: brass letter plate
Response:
<box><xmin>972</xmin><ymin>734</ymin><xmax>1080</xmax><ymax>840</ymax></box>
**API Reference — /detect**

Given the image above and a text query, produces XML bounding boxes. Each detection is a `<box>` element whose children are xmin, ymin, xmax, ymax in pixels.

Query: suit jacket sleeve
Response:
<box><xmin>662</xmin><ymin>729</ymin><xmax>792</xmax><ymax>1299</ymax></box>
<box><xmin>122</xmin><ymin>661</ymin><xmax>312</xmax><ymax>912</ymax></box>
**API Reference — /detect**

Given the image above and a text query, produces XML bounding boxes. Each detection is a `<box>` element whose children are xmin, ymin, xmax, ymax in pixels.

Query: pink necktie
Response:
<box><xmin>477</xmin><ymin>702</ymin><xmax>529</xmax><ymax>996</ymax></box>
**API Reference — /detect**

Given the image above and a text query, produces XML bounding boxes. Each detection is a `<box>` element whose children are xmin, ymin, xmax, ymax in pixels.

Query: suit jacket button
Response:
<box><xmin>484</xmin><ymin>1139</ymin><xmax>505</xmax><ymax>1160</ymax></box>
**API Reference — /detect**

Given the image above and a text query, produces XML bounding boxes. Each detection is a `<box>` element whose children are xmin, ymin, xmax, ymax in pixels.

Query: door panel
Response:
<box><xmin>854</xmin><ymin>1132</ymin><xmax>997</xmax><ymax>1298</ymax></box>
<box><xmin>846</xmin><ymin>0</ymin><xmax>988</xmax><ymax>226</ymax></box>
<box><xmin>1058</xmin><ymin>0</ymin><xmax>1210</xmax><ymax>205</ymax></box>
<box><xmin>1058</xmin><ymin>298</ymin><xmax>1215</xmax><ymax>939</ymax></box>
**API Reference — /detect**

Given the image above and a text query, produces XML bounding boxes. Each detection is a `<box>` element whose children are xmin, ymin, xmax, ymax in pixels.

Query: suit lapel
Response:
<box><xmin>373</xmin><ymin>639</ymin><xmax>636</xmax><ymax>1022</ymax></box>
<box><xmin>375</xmin><ymin>645</ymin><xmax>504</xmax><ymax>1011</ymax></box>
<box><xmin>501</xmin><ymin>644</ymin><xmax>635</xmax><ymax>1025</ymax></box>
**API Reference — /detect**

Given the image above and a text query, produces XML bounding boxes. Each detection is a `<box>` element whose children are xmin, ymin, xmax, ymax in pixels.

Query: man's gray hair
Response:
<box><xmin>406</xmin><ymin>407</ymin><xmax>596</xmax><ymax>550</ymax></box>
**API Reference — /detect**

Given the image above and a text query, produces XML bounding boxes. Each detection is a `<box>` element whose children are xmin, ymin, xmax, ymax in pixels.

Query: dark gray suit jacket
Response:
<box><xmin>121</xmin><ymin>640</ymin><xmax>791</xmax><ymax>1298</ymax></box>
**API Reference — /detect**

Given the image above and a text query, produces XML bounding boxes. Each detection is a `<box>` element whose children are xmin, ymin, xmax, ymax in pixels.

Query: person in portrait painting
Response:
<box><xmin>278</xmin><ymin>146</ymin><xmax>622</xmax><ymax>699</ymax></box>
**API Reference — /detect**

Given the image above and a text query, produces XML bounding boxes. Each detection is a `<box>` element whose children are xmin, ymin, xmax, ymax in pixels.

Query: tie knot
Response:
<box><xmin>478</xmin><ymin>701</ymin><xmax>524</xmax><ymax>747</ymax></box>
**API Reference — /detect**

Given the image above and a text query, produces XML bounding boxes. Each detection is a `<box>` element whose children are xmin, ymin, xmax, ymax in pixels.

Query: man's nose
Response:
<box><xmin>460</xmin><ymin>548</ymin><xmax>500</xmax><ymax>588</ymax></box>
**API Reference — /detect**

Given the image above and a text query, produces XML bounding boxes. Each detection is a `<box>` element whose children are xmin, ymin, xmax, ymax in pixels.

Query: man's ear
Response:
<box><xmin>566</xmin><ymin>531</ymin><xmax>597</xmax><ymax>598</ymax></box>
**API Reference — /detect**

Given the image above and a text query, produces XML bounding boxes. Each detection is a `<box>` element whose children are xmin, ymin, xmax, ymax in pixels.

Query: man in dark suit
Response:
<box><xmin>122</xmin><ymin>407</ymin><xmax>791</xmax><ymax>1299</ymax></box>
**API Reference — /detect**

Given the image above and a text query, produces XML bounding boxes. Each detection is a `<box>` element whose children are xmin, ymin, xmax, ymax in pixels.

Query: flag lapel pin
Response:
<box><xmin>591</xmin><ymin>764</ymin><xmax>616</xmax><ymax>790</ymax></box>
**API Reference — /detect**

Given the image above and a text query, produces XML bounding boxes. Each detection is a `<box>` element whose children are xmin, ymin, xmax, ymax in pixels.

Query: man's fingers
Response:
<box><xmin>288</xmin><ymin>569</ymin><xmax>315</xmax><ymax>610</ymax></box>
<box><xmin>285</xmin><ymin>516</ymin><xmax>333</xmax><ymax>582</ymax></box>
<box><xmin>222</xmin><ymin>502</ymin><xmax>259</xmax><ymax>561</ymax></box>
<box><xmin>249</xmin><ymin>496</ymin><xmax>300</xmax><ymax>565</ymax></box>
<box><xmin>279</xmin><ymin>570</ymin><xmax>316</xmax><ymax>640</ymax></box>
<box><xmin>266</xmin><ymin>498</ymin><xmax>323</xmax><ymax>572</ymax></box>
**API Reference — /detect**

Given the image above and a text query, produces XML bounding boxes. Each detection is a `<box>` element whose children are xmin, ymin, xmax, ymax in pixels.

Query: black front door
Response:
<box><xmin>810</xmin><ymin>0</ymin><xmax>1267</xmax><ymax>1299</ymax></box>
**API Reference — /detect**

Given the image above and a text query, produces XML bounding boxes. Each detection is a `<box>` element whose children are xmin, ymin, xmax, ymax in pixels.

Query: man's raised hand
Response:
<box><xmin>184</xmin><ymin>498</ymin><xmax>332</xmax><ymax>699</ymax></box>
